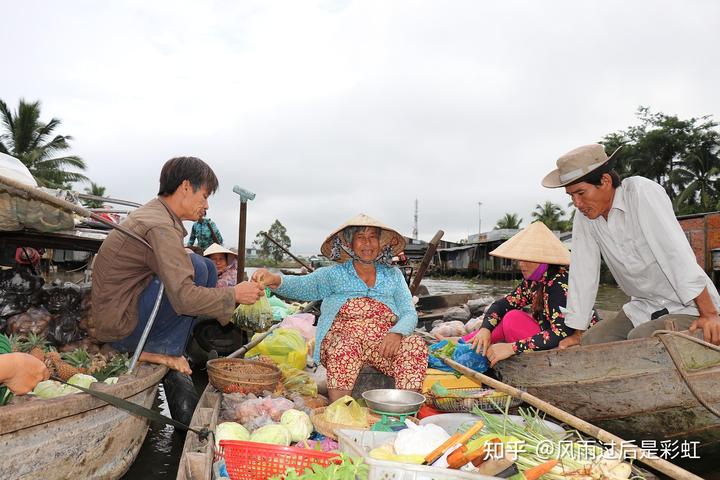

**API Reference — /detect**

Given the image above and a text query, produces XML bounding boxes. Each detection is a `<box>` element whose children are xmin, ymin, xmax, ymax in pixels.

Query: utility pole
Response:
<box><xmin>478</xmin><ymin>201</ymin><xmax>482</xmax><ymax>239</ymax></box>
<box><xmin>413</xmin><ymin>199</ymin><xmax>418</xmax><ymax>240</ymax></box>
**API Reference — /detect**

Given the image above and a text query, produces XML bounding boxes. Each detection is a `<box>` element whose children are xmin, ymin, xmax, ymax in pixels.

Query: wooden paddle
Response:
<box><xmin>409</xmin><ymin>230</ymin><xmax>444</xmax><ymax>296</ymax></box>
<box><xmin>441</xmin><ymin>357</ymin><xmax>703</xmax><ymax>480</ymax></box>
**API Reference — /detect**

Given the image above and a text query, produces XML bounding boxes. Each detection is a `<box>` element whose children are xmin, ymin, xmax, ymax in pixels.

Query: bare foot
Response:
<box><xmin>558</xmin><ymin>330</ymin><xmax>583</xmax><ymax>349</ymax></box>
<box><xmin>139</xmin><ymin>352</ymin><xmax>192</xmax><ymax>375</ymax></box>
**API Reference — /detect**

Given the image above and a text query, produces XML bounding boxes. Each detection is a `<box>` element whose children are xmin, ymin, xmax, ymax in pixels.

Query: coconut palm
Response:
<box><xmin>531</xmin><ymin>201</ymin><xmax>566</xmax><ymax>231</ymax></box>
<box><xmin>0</xmin><ymin>98</ymin><xmax>87</xmax><ymax>188</ymax></box>
<box><xmin>494</xmin><ymin>213</ymin><xmax>522</xmax><ymax>230</ymax></box>
<box><xmin>83</xmin><ymin>182</ymin><xmax>107</xmax><ymax>208</ymax></box>
<box><xmin>670</xmin><ymin>143</ymin><xmax>720</xmax><ymax>214</ymax></box>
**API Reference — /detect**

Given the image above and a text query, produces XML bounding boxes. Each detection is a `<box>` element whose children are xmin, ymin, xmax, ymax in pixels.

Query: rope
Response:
<box><xmin>652</xmin><ymin>330</ymin><xmax>720</xmax><ymax>419</ymax></box>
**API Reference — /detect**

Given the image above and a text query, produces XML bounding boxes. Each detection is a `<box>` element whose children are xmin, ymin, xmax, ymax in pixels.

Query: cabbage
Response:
<box><xmin>67</xmin><ymin>373</ymin><xmax>98</xmax><ymax>390</ymax></box>
<box><xmin>103</xmin><ymin>377</ymin><xmax>118</xmax><ymax>385</ymax></box>
<box><xmin>249</xmin><ymin>424</ymin><xmax>291</xmax><ymax>446</ymax></box>
<box><xmin>280</xmin><ymin>409</ymin><xmax>313</xmax><ymax>442</ymax></box>
<box><xmin>32</xmin><ymin>380</ymin><xmax>76</xmax><ymax>399</ymax></box>
<box><xmin>215</xmin><ymin>422</ymin><xmax>251</xmax><ymax>448</ymax></box>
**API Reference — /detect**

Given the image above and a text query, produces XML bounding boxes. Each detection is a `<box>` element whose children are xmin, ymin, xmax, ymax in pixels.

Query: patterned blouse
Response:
<box><xmin>216</xmin><ymin>258</ymin><xmax>238</xmax><ymax>288</ymax></box>
<box><xmin>187</xmin><ymin>218</ymin><xmax>223</xmax><ymax>251</ymax></box>
<box><xmin>273</xmin><ymin>260</ymin><xmax>418</xmax><ymax>363</ymax></box>
<box><xmin>480</xmin><ymin>267</ymin><xmax>598</xmax><ymax>353</ymax></box>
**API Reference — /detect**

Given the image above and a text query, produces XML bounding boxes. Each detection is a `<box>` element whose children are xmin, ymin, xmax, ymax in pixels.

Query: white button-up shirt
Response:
<box><xmin>564</xmin><ymin>176</ymin><xmax>720</xmax><ymax>330</ymax></box>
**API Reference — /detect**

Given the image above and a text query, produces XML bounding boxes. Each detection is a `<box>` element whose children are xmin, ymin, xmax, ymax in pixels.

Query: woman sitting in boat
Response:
<box><xmin>203</xmin><ymin>243</ymin><xmax>238</xmax><ymax>288</ymax></box>
<box><xmin>464</xmin><ymin>221</ymin><xmax>598</xmax><ymax>367</ymax></box>
<box><xmin>253</xmin><ymin>214</ymin><xmax>427</xmax><ymax>402</ymax></box>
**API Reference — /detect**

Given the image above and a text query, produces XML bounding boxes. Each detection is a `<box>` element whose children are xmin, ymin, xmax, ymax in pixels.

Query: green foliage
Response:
<box><xmin>83</xmin><ymin>182</ymin><xmax>108</xmax><ymax>208</ymax></box>
<box><xmin>253</xmin><ymin>220</ymin><xmax>292</xmax><ymax>262</ymax></box>
<box><xmin>530</xmin><ymin>201</ymin><xmax>568</xmax><ymax>231</ymax></box>
<box><xmin>602</xmin><ymin>106</ymin><xmax>720</xmax><ymax>214</ymax></box>
<box><xmin>0</xmin><ymin>98</ymin><xmax>88</xmax><ymax>189</ymax></box>
<box><xmin>495</xmin><ymin>213</ymin><xmax>522</xmax><ymax>230</ymax></box>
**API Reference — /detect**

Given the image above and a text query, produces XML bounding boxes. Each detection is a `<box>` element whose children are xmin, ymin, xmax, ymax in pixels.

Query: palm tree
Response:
<box><xmin>0</xmin><ymin>98</ymin><xmax>87</xmax><ymax>188</ymax></box>
<box><xmin>83</xmin><ymin>182</ymin><xmax>107</xmax><ymax>208</ymax></box>
<box><xmin>495</xmin><ymin>213</ymin><xmax>522</xmax><ymax>230</ymax></box>
<box><xmin>670</xmin><ymin>143</ymin><xmax>720</xmax><ymax>214</ymax></box>
<box><xmin>531</xmin><ymin>201</ymin><xmax>566</xmax><ymax>231</ymax></box>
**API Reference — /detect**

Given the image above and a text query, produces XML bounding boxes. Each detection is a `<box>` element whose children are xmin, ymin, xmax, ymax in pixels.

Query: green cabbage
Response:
<box><xmin>32</xmin><ymin>380</ymin><xmax>76</xmax><ymax>399</ymax></box>
<box><xmin>280</xmin><ymin>409</ymin><xmax>313</xmax><ymax>442</ymax></box>
<box><xmin>249</xmin><ymin>424</ymin><xmax>292</xmax><ymax>446</ymax></box>
<box><xmin>67</xmin><ymin>373</ymin><xmax>98</xmax><ymax>390</ymax></box>
<box><xmin>215</xmin><ymin>422</ymin><xmax>251</xmax><ymax>448</ymax></box>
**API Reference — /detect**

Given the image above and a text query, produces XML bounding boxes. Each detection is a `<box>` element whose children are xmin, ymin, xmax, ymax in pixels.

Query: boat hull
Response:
<box><xmin>0</xmin><ymin>364</ymin><xmax>167</xmax><ymax>480</ymax></box>
<box><xmin>493</xmin><ymin>331</ymin><xmax>720</xmax><ymax>451</ymax></box>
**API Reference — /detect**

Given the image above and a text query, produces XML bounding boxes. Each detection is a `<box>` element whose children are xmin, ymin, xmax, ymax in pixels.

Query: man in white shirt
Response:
<box><xmin>541</xmin><ymin>144</ymin><xmax>720</xmax><ymax>347</ymax></box>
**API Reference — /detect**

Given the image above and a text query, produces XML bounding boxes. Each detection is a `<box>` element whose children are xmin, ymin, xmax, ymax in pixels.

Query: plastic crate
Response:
<box><xmin>219</xmin><ymin>440</ymin><xmax>340</xmax><ymax>480</ymax></box>
<box><xmin>336</xmin><ymin>429</ymin><xmax>501</xmax><ymax>480</ymax></box>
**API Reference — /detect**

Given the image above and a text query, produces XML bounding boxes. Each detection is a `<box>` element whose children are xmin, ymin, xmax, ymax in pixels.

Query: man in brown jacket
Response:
<box><xmin>92</xmin><ymin>157</ymin><xmax>263</xmax><ymax>376</ymax></box>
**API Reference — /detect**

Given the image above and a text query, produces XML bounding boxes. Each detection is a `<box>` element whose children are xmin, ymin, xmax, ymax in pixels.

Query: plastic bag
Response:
<box><xmin>464</xmin><ymin>316</ymin><xmax>485</xmax><ymax>333</ymax></box>
<box><xmin>246</xmin><ymin>328</ymin><xmax>308</xmax><ymax>370</ymax></box>
<box><xmin>394</xmin><ymin>420</ymin><xmax>450</xmax><ymax>456</ymax></box>
<box><xmin>452</xmin><ymin>339</ymin><xmax>489</xmax><ymax>373</ymax></box>
<box><xmin>430</xmin><ymin>320</ymin><xmax>467</xmax><ymax>338</ymax></box>
<box><xmin>279</xmin><ymin>313</ymin><xmax>316</xmax><ymax>342</ymax></box>
<box><xmin>427</xmin><ymin>339</ymin><xmax>456</xmax><ymax>372</ymax></box>
<box><xmin>232</xmin><ymin>294</ymin><xmax>275</xmax><ymax>332</ymax></box>
<box><xmin>324</xmin><ymin>395</ymin><xmax>369</xmax><ymax>428</ymax></box>
<box><xmin>279</xmin><ymin>364</ymin><xmax>318</xmax><ymax>397</ymax></box>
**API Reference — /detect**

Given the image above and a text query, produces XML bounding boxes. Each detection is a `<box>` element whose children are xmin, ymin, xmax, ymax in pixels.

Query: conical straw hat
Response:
<box><xmin>490</xmin><ymin>221</ymin><xmax>570</xmax><ymax>265</ymax></box>
<box><xmin>320</xmin><ymin>213</ymin><xmax>406</xmax><ymax>263</ymax></box>
<box><xmin>203</xmin><ymin>243</ymin><xmax>237</xmax><ymax>258</ymax></box>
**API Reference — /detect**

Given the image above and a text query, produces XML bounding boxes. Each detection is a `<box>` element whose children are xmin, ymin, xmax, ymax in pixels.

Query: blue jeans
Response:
<box><xmin>113</xmin><ymin>253</ymin><xmax>218</xmax><ymax>356</ymax></box>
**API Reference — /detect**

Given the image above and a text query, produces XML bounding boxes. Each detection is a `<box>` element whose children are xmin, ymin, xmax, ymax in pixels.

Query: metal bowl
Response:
<box><xmin>362</xmin><ymin>389</ymin><xmax>426</xmax><ymax>414</ymax></box>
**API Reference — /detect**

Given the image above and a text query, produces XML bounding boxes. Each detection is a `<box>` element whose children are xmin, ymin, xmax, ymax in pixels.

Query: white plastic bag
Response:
<box><xmin>394</xmin><ymin>420</ymin><xmax>450</xmax><ymax>456</ymax></box>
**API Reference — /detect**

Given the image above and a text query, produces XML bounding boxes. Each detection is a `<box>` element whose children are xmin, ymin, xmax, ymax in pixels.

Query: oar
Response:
<box><xmin>261</xmin><ymin>232</ymin><xmax>314</xmax><ymax>272</ymax></box>
<box><xmin>441</xmin><ymin>357</ymin><xmax>703</xmax><ymax>480</ymax></box>
<box><xmin>410</xmin><ymin>230</ymin><xmax>444</xmax><ymax>296</ymax></box>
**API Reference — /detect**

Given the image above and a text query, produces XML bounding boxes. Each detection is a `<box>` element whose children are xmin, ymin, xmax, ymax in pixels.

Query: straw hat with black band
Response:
<box><xmin>542</xmin><ymin>143</ymin><xmax>622</xmax><ymax>188</ymax></box>
<box><xmin>320</xmin><ymin>213</ymin><xmax>405</xmax><ymax>264</ymax></box>
<box><xmin>490</xmin><ymin>221</ymin><xmax>571</xmax><ymax>265</ymax></box>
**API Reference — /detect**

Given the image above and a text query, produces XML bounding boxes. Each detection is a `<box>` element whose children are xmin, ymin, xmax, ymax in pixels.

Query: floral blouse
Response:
<box><xmin>480</xmin><ymin>267</ymin><xmax>598</xmax><ymax>353</ymax></box>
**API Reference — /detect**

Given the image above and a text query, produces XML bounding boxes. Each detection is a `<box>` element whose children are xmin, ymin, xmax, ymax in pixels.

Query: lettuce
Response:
<box><xmin>280</xmin><ymin>409</ymin><xmax>313</xmax><ymax>442</ymax></box>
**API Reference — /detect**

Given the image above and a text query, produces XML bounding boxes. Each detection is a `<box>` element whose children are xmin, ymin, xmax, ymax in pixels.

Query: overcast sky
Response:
<box><xmin>3</xmin><ymin>0</ymin><xmax>720</xmax><ymax>254</ymax></box>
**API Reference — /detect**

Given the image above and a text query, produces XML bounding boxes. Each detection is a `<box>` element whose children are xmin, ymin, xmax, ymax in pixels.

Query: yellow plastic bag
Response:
<box><xmin>246</xmin><ymin>327</ymin><xmax>308</xmax><ymax>370</ymax></box>
<box><xmin>324</xmin><ymin>395</ymin><xmax>369</xmax><ymax>428</ymax></box>
<box><xmin>279</xmin><ymin>364</ymin><xmax>318</xmax><ymax>397</ymax></box>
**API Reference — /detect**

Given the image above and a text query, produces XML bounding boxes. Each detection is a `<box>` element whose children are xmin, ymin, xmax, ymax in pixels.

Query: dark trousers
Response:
<box><xmin>113</xmin><ymin>253</ymin><xmax>217</xmax><ymax>356</ymax></box>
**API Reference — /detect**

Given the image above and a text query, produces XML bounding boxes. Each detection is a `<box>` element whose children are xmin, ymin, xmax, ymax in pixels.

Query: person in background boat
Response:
<box><xmin>252</xmin><ymin>214</ymin><xmax>428</xmax><ymax>402</ymax></box>
<box><xmin>0</xmin><ymin>334</ymin><xmax>50</xmax><ymax>397</ymax></box>
<box><xmin>542</xmin><ymin>144</ymin><xmax>720</xmax><ymax>347</ymax></box>
<box><xmin>91</xmin><ymin>157</ymin><xmax>264</xmax><ymax>376</ymax></box>
<box><xmin>203</xmin><ymin>243</ymin><xmax>238</xmax><ymax>288</ymax></box>
<box><xmin>458</xmin><ymin>222</ymin><xmax>598</xmax><ymax>367</ymax></box>
<box><xmin>187</xmin><ymin>210</ymin><xmax>223</xmax><ymax>252</ymax></box>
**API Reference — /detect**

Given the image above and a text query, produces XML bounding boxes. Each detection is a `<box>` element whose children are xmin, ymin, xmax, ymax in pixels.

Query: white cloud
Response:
<box><xmin>2</xmin><ymin>0</ymin><xmax>719</xmax><ymax>252</ymax></box>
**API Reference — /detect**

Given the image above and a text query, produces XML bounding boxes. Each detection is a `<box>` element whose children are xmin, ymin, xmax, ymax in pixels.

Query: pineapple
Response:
<box><xmin>62</xmin><ymin>347</ymin><xmax>91</xmax><ymax>373</ymax></box>
<box><xmin>19</xmin><ymin>332</ymin><xmax>49</xmax><ymax>361</ymax></box>
<box><xmin>7</xmin><ymin>334</ymin><xmax>22</xmax><ymax>352</ymax></box>
<box><xmin>46</xmin><ymin>350</ymin><xmax>80</xmax><ymax>381</ymax></box>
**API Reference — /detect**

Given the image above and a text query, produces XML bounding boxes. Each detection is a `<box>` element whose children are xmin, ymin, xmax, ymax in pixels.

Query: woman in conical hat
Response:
<box><xmin>253</xmin><ymin>214</ymin><xmax>427</xmax><ymax>401</ymax></box>
<box><xmin>203</xmin><ymin>243</ymin><xmax>238</xmax><ymax>288</ymax></box>
<box><xmin>463</xmin><ymin>221</ymin><xmax>599</xmax><ymax>367</ymax></box>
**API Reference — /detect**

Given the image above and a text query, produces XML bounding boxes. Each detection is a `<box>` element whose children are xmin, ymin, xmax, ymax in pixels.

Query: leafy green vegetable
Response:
<box><xmin>271</xmin><ymin>454</ymin><xmax>368</xmax><ymax>480</ymax></box>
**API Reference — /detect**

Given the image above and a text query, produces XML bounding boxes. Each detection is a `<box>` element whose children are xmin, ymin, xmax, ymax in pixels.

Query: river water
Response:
<box><xmin>122</xmin><ymin>278</ymin><xmax>634</xmax><ymax>479</ymax></box>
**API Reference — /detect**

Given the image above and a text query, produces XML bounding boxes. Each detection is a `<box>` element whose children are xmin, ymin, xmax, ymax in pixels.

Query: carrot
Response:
<box><xmin>446</xmin><ymin>445</ymin><xmax>468</xmax><ymax>469</ymax></box>
<box><xmin>523</xmin><ymin>459</ymin><xmax>559</xmax><ymax>480</ymax></box>
<box><xmin>424</xmin><ymin>433</ymin><xmax>462</xmax><ymax>464</ymax></box>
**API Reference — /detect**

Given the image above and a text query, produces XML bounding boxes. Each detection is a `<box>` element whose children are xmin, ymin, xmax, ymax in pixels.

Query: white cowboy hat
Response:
<box><xmin>320</xmin><ymin>213</ymin><xmax>405</xmax><ymax>263</ymax></box>
<box><xmin>203</xmin><ymin>243</ymin><xmax>237</xmax><ymax>258</ymax></box>
<box><xmin>490</xmin><ymin>221</ymin><xmax>571</xmax><ymax>265</ymax></box>
<box><xmin>542</xmin><ymin>144</ymin><xmax>622</xmax><ymax>188</ymax></box>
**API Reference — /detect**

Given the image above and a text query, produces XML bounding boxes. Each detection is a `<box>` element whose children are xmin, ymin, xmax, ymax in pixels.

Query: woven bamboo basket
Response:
<box><xmin>310</xmin><ymin>407</ymin><xmax>418</xmax><ymax>440</ymax></box>
<box><xmin>207</xmin><ymin>358</ymin><xmax>281</xmax><ymax>394</ymax></box>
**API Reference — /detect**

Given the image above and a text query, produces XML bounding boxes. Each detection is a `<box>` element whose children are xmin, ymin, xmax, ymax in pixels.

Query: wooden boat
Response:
<box><xmin>493</xmin><ymin>311</ymin><xmax>720</xmax><ymax>453</ymax></box>
<box><xmin>0</xmin><ymin>363</ymin><xmax>167</xmax><ymax>479</ymax></box>
<box><xmin>176</xmin><ymin>384</ymin><xmax>221</xmax><ymax>480</ymax></box>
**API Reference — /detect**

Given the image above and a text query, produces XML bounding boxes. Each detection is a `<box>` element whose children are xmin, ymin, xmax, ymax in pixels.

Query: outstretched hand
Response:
<box><xmin>251</xmin><ymin>268</ymin><xmax>281</xmax><ymax>289</ymax></box>
<box><xmin>233</xmin><ymin>281</ymin><xmax>264</xmax><ymax>305</ymax></box>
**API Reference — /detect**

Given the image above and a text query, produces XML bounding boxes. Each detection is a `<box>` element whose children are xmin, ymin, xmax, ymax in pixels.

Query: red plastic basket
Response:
<box><xmin>219</xmin><ymin>440</ymin><xmax>341</xmax><ymax>480</ymax></box>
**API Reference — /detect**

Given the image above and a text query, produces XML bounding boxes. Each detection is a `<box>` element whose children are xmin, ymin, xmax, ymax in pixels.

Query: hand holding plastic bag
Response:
<box><xmin>232</xmin><ymin>292</ymin><xmax>275</xmax><ymax>332</ymax></box>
